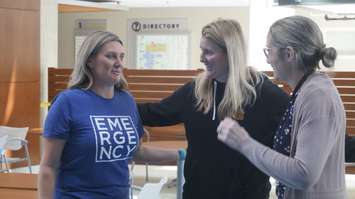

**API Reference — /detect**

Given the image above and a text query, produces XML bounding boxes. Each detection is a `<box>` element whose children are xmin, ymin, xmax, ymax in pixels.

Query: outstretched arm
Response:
<box><xmin>134</xmin><ymin>144</ymin><xmax>179</xmax><ymax>165</ymax></box>
<box><xmin>138</xmin><ymin>82</ymin><xmax>193</xmax><ymax>126</ymax></box>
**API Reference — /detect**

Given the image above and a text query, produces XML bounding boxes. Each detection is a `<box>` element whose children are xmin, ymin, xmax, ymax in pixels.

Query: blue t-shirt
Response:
<box><xmin>43</xmin><ymin>89</ymin><xmax>144</xmax><ymax>199</ymax></box>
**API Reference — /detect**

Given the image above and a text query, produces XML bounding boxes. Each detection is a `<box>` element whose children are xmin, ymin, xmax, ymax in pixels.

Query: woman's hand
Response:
<box><xmin>217</xmin><ymin>117</ymin><xmax>250</xmax><ymax>151</ymax></box>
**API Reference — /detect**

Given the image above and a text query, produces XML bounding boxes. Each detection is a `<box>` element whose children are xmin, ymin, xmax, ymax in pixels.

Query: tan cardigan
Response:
<box><xmin>238</xmin><ymin>72</ymin><xmax>346</xmax><ymax>199</ymax></box>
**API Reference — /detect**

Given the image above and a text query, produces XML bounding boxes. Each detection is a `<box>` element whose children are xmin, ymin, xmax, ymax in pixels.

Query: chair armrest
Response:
<box><xmin>4</xmin><ymin>137</ymin><xmax>28</xmax><ymax>151</ymax></box>
<box><xmin>345</xmin><ymin>162</ymin><xmax>355</xmax><ymax>167</ymax></box>
<box><xmin>143</xmin><ymin>127</ymin><xmax>151</xmax><ymax>142</ymax></box>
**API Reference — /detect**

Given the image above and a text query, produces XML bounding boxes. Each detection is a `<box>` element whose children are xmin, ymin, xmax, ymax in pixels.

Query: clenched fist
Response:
<box><xmin>217</xmin><ymin>117</ymin><xmax>250</xmax><ymax>151</ymax></box>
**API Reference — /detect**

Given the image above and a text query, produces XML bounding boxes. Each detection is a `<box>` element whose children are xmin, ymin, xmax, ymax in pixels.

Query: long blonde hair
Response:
<box><xmin>195</xmin><ymin>19</ymin><xmax>262</xmax><ymax>119</ymax></box>
<box><xmin>68</xmin><ymin>31</ymin><xmax>128</xmax><ymax>90</ymax></box>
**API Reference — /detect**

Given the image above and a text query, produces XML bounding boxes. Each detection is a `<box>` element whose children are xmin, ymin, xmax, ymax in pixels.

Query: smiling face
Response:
<box><xmin>88</xmin><ymin>41</ymin><xmax>125</xmax><ymax>87</ymax></box>
<box><xmin>200</xmin><ymin>36</ymin><xmax>229</xmax><ymax>82</ymax></box>
<box><xmin>265</xmin><ymin>34</ymin><xmax>288</xmax><ymax>81</ymax></box>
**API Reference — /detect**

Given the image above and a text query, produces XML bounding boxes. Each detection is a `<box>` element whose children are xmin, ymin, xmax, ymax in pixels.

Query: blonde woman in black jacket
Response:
<box><xmin>138</xmin><ymin>19</ymin><xmax>289</xmax><ymax>199</ymax></box>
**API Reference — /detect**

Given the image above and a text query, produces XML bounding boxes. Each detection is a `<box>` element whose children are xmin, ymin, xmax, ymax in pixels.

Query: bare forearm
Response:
<box><xmin>38</xmin><ymin>165</ymin><xmax>56</xmax><ymax>199</ymax></box>
<box><xmin>135</xmin><ymin>146</ymin><xmax>178</xmax><ymax>165</ymax></box>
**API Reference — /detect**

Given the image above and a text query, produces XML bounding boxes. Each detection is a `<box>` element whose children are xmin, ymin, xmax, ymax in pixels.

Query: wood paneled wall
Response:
<box><xmin>0</xmin><ymin>0</ymin><xmax>40</xmax><ymax>165</ymax></box>
<box><xmin>0</xmin><ymin>173</ymin><xmax>38</xmax><ymax>199</ymax></box>
<box><xmin>0</xmin><ymin>0</ymin><xmax>39</xmax><ymax>10</ymax></box>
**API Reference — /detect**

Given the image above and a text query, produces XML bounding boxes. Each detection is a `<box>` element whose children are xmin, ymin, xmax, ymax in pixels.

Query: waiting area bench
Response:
<box><xmin>48</xmin><ymin>67</ymin><xmax>355</xmax><ymax>173</ymax></box>
<box><xmin>48</xmin><ymin>67</ymin><xmax>203</xmax><ymax>141</ymax></box>
<box><xmin>0</xmin><ymin>173</ymin><xmax>37</xmax><ymax>199</ymax></box>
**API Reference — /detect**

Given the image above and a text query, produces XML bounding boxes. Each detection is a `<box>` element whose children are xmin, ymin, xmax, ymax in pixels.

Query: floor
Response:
<box><xmin>132</xmin><ymin>165</ymin><xmax>355</xmax><ymax>199</ymax></box>
<box><xmin>12</xmin><ymin>165</ymin><xmax>355</xmax><ymax>199</ymax></box>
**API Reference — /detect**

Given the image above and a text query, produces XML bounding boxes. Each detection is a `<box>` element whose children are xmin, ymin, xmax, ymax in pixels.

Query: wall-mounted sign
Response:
<box><xmin>74</xmin><ymin>19</ymin><xmax>107</xmax><ymax>63</ymax></box>
<box><xmin>127</xmin><ymin>18</ymin><xmax>190</xmax><ymax>69</ymax></box>
<box><xmin>129</xmin><ymin>18</ymin><xmax>187</xmax><ymax>33</ymax></box>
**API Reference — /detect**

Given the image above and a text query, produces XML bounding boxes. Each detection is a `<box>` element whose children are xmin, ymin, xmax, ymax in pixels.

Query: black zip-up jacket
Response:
<box><xmin>138</xmin><ymin>75</ymin><xmax>289</xmax><ymax>199</ymax></box>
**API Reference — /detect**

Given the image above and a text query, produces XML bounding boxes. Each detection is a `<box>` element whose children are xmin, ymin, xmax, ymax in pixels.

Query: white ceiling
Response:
<box><xmin>63</xmin><ymin>0</ymin><xmax>355</xmax><ymax>14</ymax></box>
<box><xmin>116</xmin><ymin>0</ymin><xmax>250</xmax><ymax>7</ymax></box>
<box><xmin>302</xmin><ymin>4</ymin><xmax>355</xmax><ymax>14</ymax></box>
<box><xmin>75</xmin><ymin>0</ymin><xmax>250</xmax><ymax>7</ymax></box>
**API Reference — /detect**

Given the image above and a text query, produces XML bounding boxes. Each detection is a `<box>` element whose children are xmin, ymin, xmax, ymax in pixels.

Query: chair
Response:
<box><xmin>176</xmin><ymin>149</ymin><xmax>186</xmax><ymax>199</ymax></box>
<box><xmin>0</xmin><ymin>126</ymin><xmax>32</xmax><ymax>173</ymax></box>
<box><xmin>0</xmin><ymin>135</ymin><xmax>9</xmax><ymax>172</ymax></box>
<box><xmin>130</xmin><ymin>148</ymin><xmax>186</xmax><ymax>199</ymax></box>
<box><xmin>140</xmin><ymin>128</ymin><xmax>187</xmax><ymax>181</ymax></box>
<box><xmin>140</xmin><ymin>127</ymin><xmax>187</xmax><ymax>198</ymax></box>
<box><xmin>137</xmin><ymin>177</ymin><xmax>168</xmax><ymax>199</ymax></box>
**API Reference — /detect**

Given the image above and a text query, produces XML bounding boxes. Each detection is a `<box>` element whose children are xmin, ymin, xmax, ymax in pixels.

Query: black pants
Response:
<box><xmin>346</xmin><ymin>134</ymin><xmax>355</xmax><ymax>162</ymax></box>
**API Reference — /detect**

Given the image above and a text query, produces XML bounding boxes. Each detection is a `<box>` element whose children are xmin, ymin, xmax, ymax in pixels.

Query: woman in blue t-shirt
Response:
<box><xmin>38</xmin><ymin>31</ymin><xmax>177</xmax><ymax>199</ymax></box>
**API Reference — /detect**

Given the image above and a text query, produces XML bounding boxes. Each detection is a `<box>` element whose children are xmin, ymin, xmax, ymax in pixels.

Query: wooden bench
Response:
<box><xmin>0</xmin><ymin>173</ymin><xmax>37</xmax><ymax>199</ymax></box>
<box><xmin>48</xmin><ymin>68</ymin><xmax>355</xmax><ymax>172</ymax></box>
<box><xmin>48</xmin><ymin>67</ymin><xmax>203</xmax><ymax>141</ymax></box>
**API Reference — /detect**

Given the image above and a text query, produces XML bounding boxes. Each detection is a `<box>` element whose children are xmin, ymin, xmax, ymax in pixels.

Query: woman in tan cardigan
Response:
<box><xmin>217</xmin><ymin>16</ymin><xmax>346</xmax><ymax>199</ymax></box>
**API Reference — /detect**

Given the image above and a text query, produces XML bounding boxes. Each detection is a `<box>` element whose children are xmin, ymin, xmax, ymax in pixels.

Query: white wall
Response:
<box><xmin>58</xmin><ymin>7</ymin><xmax>250</xmax><ymax>69</ymax></box>
<box><xmin>41</xmin><ymin>0</ymin><xmax>58</xmax><ymax>125</ymax></box>
<box><xmin>295</xmin><ymin>7</ymin><xmax>355</xmax><ymax>71</ymax></box>
<box><xmin>58</xmin><ymin>5</ymin><xmax>355</xmax><ymax>71</ymax></box>
<box><xmin>248</xmin><ymin>2</ymin><xmax>355</xmax><ymax>72</ymax></box>
<box><xmin>248</xmin><ymin>0</ymin><xmax>295</xmax><ymax>71</ymax></box>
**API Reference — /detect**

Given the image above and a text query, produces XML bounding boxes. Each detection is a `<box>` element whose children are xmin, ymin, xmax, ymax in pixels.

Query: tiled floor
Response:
<box><xmin>12</xmin><ymin>165</ymin><xmax>355</xmax><ymax>199</ymax></box>
<box><xmin>131</xmin><ymin>165</ymin><xmax>355</xmax><ymax>199</ymax></box>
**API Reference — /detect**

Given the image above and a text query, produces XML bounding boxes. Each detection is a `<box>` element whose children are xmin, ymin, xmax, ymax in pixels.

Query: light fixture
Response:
<box><xmin>81</xmin><ymin>0</ymin><xmax>119</xmax><ymax>2</ymax></box>
<box><xmin>57</xmin><ymin>0</ymin><xmax>128</xmax><ymax>11</ymax></box>
<box><xmin>325</xmin><ymin>14</ymin><xmax>355</xmax><ymax>20</ymax></box>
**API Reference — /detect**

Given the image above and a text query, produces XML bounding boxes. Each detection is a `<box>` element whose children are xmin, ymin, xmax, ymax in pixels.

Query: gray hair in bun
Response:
<box><xmin>268</xmin><ymin>15</ymin><xmax>337</xmax><ymax>71</ymax></box>
<box><xmin>320</xmin><ymin>46</ymin><xmax>337</xmax><ymax>68</ymax></box>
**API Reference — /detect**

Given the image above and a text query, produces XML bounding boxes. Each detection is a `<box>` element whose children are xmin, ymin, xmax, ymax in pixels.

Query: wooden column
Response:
<box><xmin>0</xmin><ymin>0</ymin><xmax>40</xmax><ymax>165</ymax></box>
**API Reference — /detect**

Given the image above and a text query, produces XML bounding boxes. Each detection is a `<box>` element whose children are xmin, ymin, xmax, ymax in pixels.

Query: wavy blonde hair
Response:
<box><xmin>68</xmin><ymin>31</ymin><xmax>128</xmax><ymax>90</ymax></box>
<box><xmin>195</xmin><ymin>19</ymin><xmax>262</xmax><ymax>119</ymax></box>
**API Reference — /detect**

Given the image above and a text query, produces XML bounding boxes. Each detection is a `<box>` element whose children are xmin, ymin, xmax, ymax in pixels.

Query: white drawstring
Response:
<box><xmin>212</xmin><ymin>81</ymin><xmax>217</xmax><ymax>121</ymax></box>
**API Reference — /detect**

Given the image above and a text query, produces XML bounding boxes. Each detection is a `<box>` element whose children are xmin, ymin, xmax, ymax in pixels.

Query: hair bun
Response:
<box><xmin>320</xmin><ymin>45</ymin><xmax>326</xmax><ymax>56</ymax></box>
<box><xmin>321</xmin><ymin>45</ymin><xmax>337</xmax><ymax>68</ymax></box>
